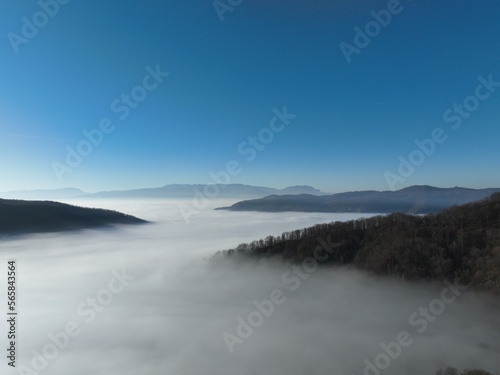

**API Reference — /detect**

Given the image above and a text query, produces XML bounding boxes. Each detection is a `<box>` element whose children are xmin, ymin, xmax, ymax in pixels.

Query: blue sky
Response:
<box><xmin>1</xmin><ymin>0</ymin><xmax>499</xmax><ymax>193</ymax></box>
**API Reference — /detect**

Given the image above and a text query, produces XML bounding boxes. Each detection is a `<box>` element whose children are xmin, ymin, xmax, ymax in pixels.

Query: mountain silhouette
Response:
<box><xmin>0</xmin><ymin>199</ymin><xmax>147</xmax><ymax>236</ymax></box>
<box><xmin>217</xmin><ymin>186</ymin><xmax>500</xmax><ymax>214</ymax></box>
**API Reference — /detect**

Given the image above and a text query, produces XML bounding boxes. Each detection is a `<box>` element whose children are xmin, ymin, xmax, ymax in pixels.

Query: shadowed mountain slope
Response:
<box><xmin>217</xmin><ymin>186</ymin><xmax>500</xmax><ymax>214</ymax></box>
<box><xmin>0</xmin><ymin>199</ymin><xmax>147</xmax><ymax>235</ymax></box>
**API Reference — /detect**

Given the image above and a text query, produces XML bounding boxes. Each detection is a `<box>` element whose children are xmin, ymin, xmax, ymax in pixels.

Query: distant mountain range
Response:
<box><xmin>83</xmin><ymin>184</ymin><xmax>324</xmax><ymax>199</ymax></box>
<box><xmin>0</xmin><ymin>187</ymin><xmax>87</xmax><ymax>200</ymax></box>
<box><xmin>3</xmin><ymin>185</ymin><xmax>500</xmax><ymax>215</ymax></box>
<box><xmin>216</xmin><ymin>186</ymin><xmax>500</xmax><ymax>214</ymax></box>
<box><xmin>0</xmin><ymin>199</ymin><xmax>147</xmax><ymax>236</ymax></box>
<box><xmin>0</xmin><ymin>184</ymin><xmax>324</xmax><ymax>200</ymax></box>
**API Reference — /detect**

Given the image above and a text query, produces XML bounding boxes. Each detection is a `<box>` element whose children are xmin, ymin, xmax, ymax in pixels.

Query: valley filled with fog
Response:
<box><xmin>1</xmin><ymin>199</ymin><xmax>499</xmax><ymax>375</ymax></box>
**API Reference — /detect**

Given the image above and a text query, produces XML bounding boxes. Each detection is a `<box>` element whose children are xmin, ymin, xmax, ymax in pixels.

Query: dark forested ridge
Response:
<box><xmin>216</xmin><ymin>193</ymin><xmax>500</xmax><ymax>294</ymax></box>
<box><xmin>217</xmin><ymin>186</ymin><xmax>500</xmax><ymax>214</ymax></box>
<box><xmin>0</xmin><ymin>199</ymin><xmax>147</xmax><ymax>235</ymax></box>
<box><xmin>435</xmin><ymin>367</ymin><xmax>497</xmax><ymax>375</ymax></box>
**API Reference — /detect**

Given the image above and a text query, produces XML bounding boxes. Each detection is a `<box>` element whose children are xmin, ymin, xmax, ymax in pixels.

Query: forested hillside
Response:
<box><xmin>0</xmin><ymin>199</ymin><xmax>147</xmax><ymax>235</ymax></box>
<box><xmin>217</xmin><ymin>193</ymin><xmax>500</xmax><ymax>294</ymax></box>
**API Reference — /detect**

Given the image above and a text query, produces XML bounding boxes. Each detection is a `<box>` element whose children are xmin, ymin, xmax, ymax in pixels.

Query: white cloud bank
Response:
<box><xmin>0</xmin><ymin>199</ymin><xmax>499</xmax><ymax>375</ymax></box>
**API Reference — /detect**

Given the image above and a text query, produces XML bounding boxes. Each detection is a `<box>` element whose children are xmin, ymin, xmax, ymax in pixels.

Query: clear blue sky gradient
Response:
<box><xmin>1</xmin><ymin>0</ymin><xmax>499</xmax><ymax>193</ymax></box>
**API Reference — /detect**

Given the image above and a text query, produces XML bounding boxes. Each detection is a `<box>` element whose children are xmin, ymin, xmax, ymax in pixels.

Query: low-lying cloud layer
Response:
<box><xmin>0</xmin><ymin>199</ymin><xmax>499</xmax><ymax>375</ymax></box>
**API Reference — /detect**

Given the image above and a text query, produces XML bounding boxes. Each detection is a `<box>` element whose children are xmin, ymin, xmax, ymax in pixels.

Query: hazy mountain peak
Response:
<box><xmin>1</xmin><ymin>187</ymin><xmax>87</xmax><ymax>200</ymax></box>
<box><xmin>80</xmin><ymin>184</ymin><xmax>325</xmax><ymax>199</ymax></box>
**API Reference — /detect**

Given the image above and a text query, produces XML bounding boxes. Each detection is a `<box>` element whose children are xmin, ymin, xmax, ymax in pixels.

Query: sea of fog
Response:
<box><xmin>0</xmin><ymin>199</ymin><xmax>499</xmax><ymax>375</ymax></box>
